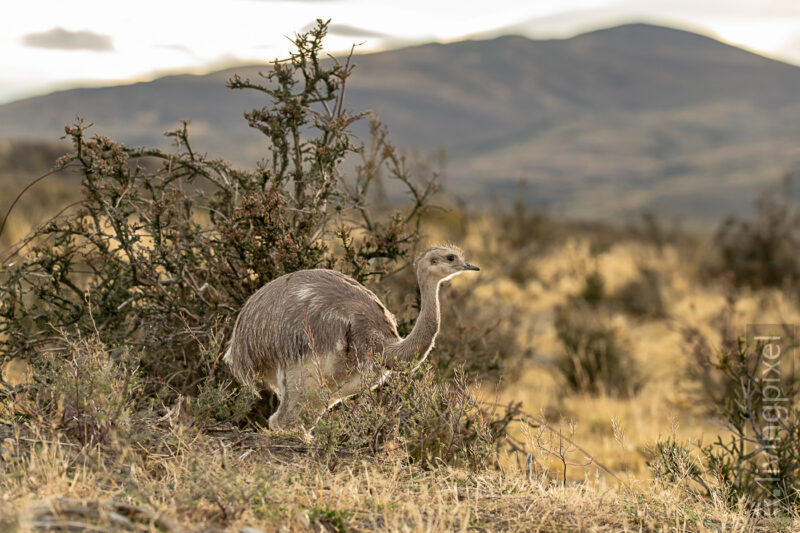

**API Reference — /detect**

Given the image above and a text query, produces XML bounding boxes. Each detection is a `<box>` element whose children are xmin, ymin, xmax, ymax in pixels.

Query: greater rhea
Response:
<box><xmin>223</xmin><ymin>246</ymin><xmax>480</xmax><ymax>430</ymax></box>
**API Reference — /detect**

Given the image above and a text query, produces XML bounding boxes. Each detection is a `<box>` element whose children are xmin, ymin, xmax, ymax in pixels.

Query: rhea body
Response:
<box><xmin>223</xmin><ymin>246</ymin><xmax>479</xmax><ymax>430</ymax></box>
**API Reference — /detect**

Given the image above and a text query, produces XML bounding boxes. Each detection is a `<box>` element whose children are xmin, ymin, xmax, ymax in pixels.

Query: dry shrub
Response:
<box><xmin>312</xmin><ymin>361</ymin><xmax>519</xmax><ymax>470</ymax></box>
<box><xmin>580</xmin><ymin>269</ymin><xmax>606</xmax><ymax>306</ymax></box>
<box><xmin>432</xmin><ymin>285</ymin><xmax>525</xmax><ymax>381</ymax></box>
<box><xmin>612</xmin><ymin>267</ymin><xmax>667</xmax><ymax>317</ymax></box>
<box><xmin>498</xmin><ymin>190</ymin><xmax>551</xmax><ymax>251</ymax></box>
<box><xmin>0</xmin><ymin>141</ymin><xmax>67</xmax><ymax>174</ymax></box>
<box><xmin>578</xmin><ymin>261</ymin><xmax>666</xmax><ymax>318</ymax></box>
<box><xmin>709</xmin><ymin>191</ymin><xmax>800</xmax><ymax>289</ymax></box>
<box><xmin>187</xmin><ymin>335</ymin><xmax>255</xmax><ymax>427</ymax></box>
<box><xmin>554</xmin><ymin>302</ymin><xmax>643</xmax><ymax>398</ymax></box>
<box><xmin>377</xmin><ymin>254</ymin><xmax>525</xmax><ymax>382</ymax></box>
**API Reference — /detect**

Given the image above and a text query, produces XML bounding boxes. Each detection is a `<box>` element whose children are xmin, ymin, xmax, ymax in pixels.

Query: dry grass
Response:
<box><xmin>1</xmin><ymin>417</ymin><xmax>792</xmax><ymax>532</ymax></box>
<box><xmin>2</xmin><ymin>210</ymin><xmax>800</xmax><ymax>531</ymax></box>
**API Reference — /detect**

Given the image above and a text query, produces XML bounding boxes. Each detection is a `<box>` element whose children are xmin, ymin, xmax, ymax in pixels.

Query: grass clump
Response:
<box><xmin>33</xmin><ymin>333</ymin><xmax>141</xmax><ymax>446</ymax></box>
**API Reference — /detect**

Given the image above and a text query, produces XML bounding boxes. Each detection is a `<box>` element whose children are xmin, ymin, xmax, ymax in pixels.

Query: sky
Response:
<box><xmin>2</xmin><ymin>0</ymin><xmax>800</xmax><ymax>104</ymax></box>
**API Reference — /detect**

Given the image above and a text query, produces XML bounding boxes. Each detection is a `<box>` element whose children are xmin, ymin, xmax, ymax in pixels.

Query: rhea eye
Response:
<box><xmin>446</xmin><ymin>254</ymin><xmax>455</xmax><ymax>262</ymax></box>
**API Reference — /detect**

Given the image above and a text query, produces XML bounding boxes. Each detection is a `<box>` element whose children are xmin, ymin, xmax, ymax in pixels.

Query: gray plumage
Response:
<box><xmin>224</xmin><ymin>246</ymin><xmax>479</xmax><ymax>430</ymax></box>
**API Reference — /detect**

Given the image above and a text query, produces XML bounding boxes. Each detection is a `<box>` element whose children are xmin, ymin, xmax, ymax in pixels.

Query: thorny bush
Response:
<box><xmin>0</xmin><ymin>20</ymin><xmax>436</xmax><ymax>400</ymax></box>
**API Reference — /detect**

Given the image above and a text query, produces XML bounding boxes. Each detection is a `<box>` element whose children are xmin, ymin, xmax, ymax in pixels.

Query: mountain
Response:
<box><xmin>2</xmin><ymin>23</ymin><xmax>800</xmax><ymax>223</ymax></box>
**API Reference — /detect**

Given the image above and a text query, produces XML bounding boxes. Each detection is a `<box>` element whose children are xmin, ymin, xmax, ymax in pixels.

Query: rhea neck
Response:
<box><xmin>384</xmin><ymin>272</ymin><xmax>442</xmax><ymax>366</ymax></box>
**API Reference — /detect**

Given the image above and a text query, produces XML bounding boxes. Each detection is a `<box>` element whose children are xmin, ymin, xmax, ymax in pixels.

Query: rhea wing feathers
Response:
<box><xmin>226</xmin><ymin>269</ymin><xmax>401</xmax><ymax>386</ymax></box>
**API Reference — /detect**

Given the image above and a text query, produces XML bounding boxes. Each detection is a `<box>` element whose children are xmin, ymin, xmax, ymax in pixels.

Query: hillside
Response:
<box><xmin>2</xmin><ymin>23</ymin><xmax>800</xmax><ymax>222</ymax></box>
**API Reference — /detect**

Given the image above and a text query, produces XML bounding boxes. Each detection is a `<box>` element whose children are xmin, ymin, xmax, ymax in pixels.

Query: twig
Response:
<box><xmin>480</xmin><ymin>401</ymin><xmax>626</xmax><ymax>485</ymax></box>
<box><xmin>0</xmin><ymin>165</ymin><xmax>71</xmax><ymax>243</ymax></box>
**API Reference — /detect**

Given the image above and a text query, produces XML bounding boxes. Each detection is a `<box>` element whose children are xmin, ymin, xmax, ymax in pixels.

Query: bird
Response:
<box><xmin>223</xmin><ymin>245</ymin><xmax>480</xmax><ymax>430</ymax></box>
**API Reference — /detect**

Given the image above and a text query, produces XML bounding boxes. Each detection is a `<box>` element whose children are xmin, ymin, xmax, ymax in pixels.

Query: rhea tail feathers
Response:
<box><xmin>223</xmin><ymin>338</ymin><xmax>261</xmax><ymax>397</ymax></box>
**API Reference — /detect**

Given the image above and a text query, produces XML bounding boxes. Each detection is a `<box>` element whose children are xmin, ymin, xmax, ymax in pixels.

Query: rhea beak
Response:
<box><xmin>462</xmin><ymin>263</ymin><xmax>480</xmax><ymax>271</ymax></box>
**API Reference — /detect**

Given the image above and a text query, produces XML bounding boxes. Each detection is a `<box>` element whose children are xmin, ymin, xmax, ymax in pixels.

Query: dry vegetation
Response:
<box><xmin>2</xmin><ymin>20</ymin><xmax>800</xmax><ymax>533</ymax></box>
<box><xmin>3</xmin><ymin>204</ymin><xmax>799</xmax><ymax>532</ymax></box>
<box><xmin>0</xmin><ymin>420</ymin><xmax>782</xmax><ymax>532</ymax></box>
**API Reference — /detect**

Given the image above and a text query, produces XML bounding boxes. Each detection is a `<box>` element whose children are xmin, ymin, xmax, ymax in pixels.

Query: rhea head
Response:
<box><xmin>416</xmin><ymin>246</ymin><xmax>480</xmax><ymax>285</ymax></box>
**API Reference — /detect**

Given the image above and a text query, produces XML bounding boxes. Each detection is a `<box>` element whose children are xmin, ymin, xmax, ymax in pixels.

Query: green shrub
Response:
<box><xmin>310</xmin><ymin>505</ymin><xmax>351</xmax><ymax>533</ymax></box>
<box><xmin>700</xmin><ymin>335</ymin><xmax>800</xmax><ymax>512</ymax></box>
<box><xmin>647</xmin><ymin>437</ymin><xmax>704</xmax><ymax>489</ymax></box>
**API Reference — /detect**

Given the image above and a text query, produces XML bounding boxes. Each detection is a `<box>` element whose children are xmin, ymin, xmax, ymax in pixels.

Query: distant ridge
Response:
<box><xmin>2</xmin><ymin>23</ymin><xmax>799</xmax><ymax>222</ymax></box>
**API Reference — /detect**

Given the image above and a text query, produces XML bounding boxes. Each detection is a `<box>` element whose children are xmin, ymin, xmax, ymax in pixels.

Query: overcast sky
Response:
<box><xmin>2</xmin><ymin>0</ymin><xmax>800</xmax><ymax>104</ymax></box>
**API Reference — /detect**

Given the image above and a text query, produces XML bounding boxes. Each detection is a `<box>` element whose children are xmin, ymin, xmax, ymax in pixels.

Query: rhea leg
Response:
<box><xmin>326</xmin><ymin>367</ymin><xmax>390</xmax><ymax>409</ymax></box>
<box><xmin>268</xmin><ymin>363</ymin><xmax>327</xmax><ymax>430</ymax></box>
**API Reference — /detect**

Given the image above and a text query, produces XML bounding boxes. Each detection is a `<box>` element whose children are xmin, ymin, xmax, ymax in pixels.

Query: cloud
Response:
<box><xmin>300</xmin><ymin>21</ymin><xmax>389</xmax><ymax>38</ymax></box>
<box><xmin>328</xmin><ymin>24</ymin><xmax>390</xmax><ymax>38</ymax></box>
<box><xmin>22</xmin><ymin>27</ymin><xmax>113</xmax><ymax>52</ymax></box>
